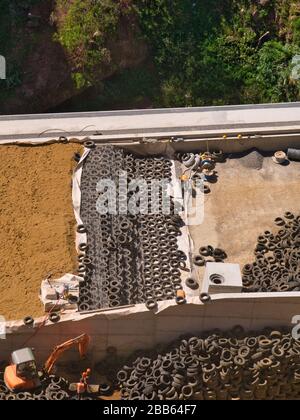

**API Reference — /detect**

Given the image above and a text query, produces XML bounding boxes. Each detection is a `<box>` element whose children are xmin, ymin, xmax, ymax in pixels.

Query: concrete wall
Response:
<box><xmin>0</xmin><ymin>102</ymin><xmax>299</xmax><ymax>144</ymax></box>
<box><xmin>123</xmin><ymin>134</ymin><xmax>300</xmax><ymax>155</ymax></box>
<box><xmin>1</xmin><ymin>293</ymin><xmax>299</xmax><ymax>365</ymax></box>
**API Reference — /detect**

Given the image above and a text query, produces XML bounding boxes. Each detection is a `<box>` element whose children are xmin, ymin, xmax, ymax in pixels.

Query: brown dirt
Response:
<box><xmin>0</xmin><ymin>143</ymin><xmax>82</xmax><ymax>320</ymax></box>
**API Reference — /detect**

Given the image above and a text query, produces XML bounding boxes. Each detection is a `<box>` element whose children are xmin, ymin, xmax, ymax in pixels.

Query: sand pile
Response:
<box><xmin>0</xmin><ymin>143</ymin><xmax>81</xmax><ymax>320</ymax></box>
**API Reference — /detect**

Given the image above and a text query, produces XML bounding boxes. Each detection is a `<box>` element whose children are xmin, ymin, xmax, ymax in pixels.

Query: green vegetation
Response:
<box><xmin>1</xmin><ymin>0</ymin><xmax>300</xmax><ymax>112</ymax></box>
<box><xmin>133</xmin><ymin>0</ymin><xmax>300</xmax><ymax>106</ymax></box>
<box><xmin>293</xmin><ymin>17</ymin><xmax>300</xmax><ymax>44</ymax></box>
<box><xmin>52</xmin><ymin>66</ymin><xmax>159</xmax><ymax>112</ymax></box>
<box><xmin>55</xmin><ymin>0</ymin><xmax>121</xmax><ymax>88</ymax></box>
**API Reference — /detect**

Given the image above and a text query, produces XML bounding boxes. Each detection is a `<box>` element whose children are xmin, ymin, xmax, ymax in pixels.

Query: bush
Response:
<box><xmin>53</xmin><ymin>0</ymin><xmax>300</xmax><ymax>104</ymax></box>
<box><xmin>55</xmin><ymin>0</ymin><xmax>121</xmax><ymax>87</ymax></box>
<box><xmin>292</xmin><ymin>17</ymin><xmax>300</xmax><ymax>44</ymax></box>
<box><xmin>133</xmin><ymin>0</ymin><xmax>300</xmax><ymax>106</ymax></box>
<box><xmin>254</xmin><ymin>41</ymin><xmax>300</xmax><ymax>102</ymax></box>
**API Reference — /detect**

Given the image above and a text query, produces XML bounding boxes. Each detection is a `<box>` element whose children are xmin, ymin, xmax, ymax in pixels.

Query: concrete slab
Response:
<box><xmin>189</xmin><ymin>154</ymin><xmax>300</xmax><ymax>288</ymax></box>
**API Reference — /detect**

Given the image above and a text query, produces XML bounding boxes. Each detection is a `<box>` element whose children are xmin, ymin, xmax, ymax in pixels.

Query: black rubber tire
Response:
<box><xmin>212</xmin><ymin>150</ymin><xmax>224</xmax><ymax>162</ymax></box>
<box><xmin>176</xmin><ymin>296</ymin><xmax>186</xmax><ymax>305</ymax></box>
<box><xmin>49</xmin><ymin>312</ymin><xmax>60</xmax><ymax>323</ymax></box>
<box><xmin>74</xmin><ymin>152</ymin><xmax>81</xmax><ymax>163</ymax></box>
<box><xmin>84</xmin><ymin>140</ymin><xmax>96</xmax><ymax>149</ymax></box>
<box><xmin>185</xmin><ymin>278</ymin><xmax>199</xmax><ymax>290</ymax></box>
<box><xmin>200</xmin><ymin>293</ymin><xmax>211</xmax><ymax>304</ymax></box>
<box><xmin>199</xmin><ymin>246</ymin><xmax>211</xmax><ymax>257</ymax></box>
<box><xmin>146</xmin><ymin>300</ymin><xmax>158</xmax><ymax>310</ymax></box>
<box><xmin>16</xmin><ymin>392</ymin><xmax>28</xmax><ymax>400</ymax></box>
<box><xmin>82</xmin><ymin>257</ymin><xmax>92</xmax><ymax>266</ymax></box>
<box><xmin>193</xmin><ymin>255</ymin><xmax>205</xmax><ymax>267</ymax></box>
<box><xmin>274</xmin><ymin>217</ymin><xmax>285</xmax><ymax>227</ymax></box>
<box><xmin>100</xmin><ymin>383</ymin><xmax>112</xmax><ymax>396</ymax></box>
<box><xmin>213</xmin><ymin>248</ymin><xmax>227</xmax><ymax>259</ymax></box>
<box><xmin>23</xmin><ymin>316</ymin><xmax>34</xmax><ymax>327</ymax></box>
<box><xmin>79</xmin><ymin>243</ymin><xmax>88</xmax><ymax>252</ymax></box>
<box><xmin>77</xmin><ymin>224</ymin><xmax>87</xmax><ymax>234</ymax></box>
<box><xmin>284</xmin><ymin>211</ymin><xmax>295</xmax><ymax>220</ymax></box>
<box><xmin>117</xmin><ymin>370</ymin><xmax>128</xmax><ymax>383</ymax></box>
<box><xmin>204</xmin><ymin>185</ymin><xmax>211</xmax><ymax>194</ymax></box>
<box><xmin>181</xmin><ymin>384</ymin><xmax>194</xmax><ymax>399</ymax></box>
<box><xmin>68</xmin><ymin>295</ymin><xmax>78</xmax><ymax>304</ymax></box>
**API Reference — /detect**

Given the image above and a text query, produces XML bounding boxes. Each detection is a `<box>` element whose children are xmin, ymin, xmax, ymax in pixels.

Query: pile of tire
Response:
<box><xmin>0</xmin><ymin>375</ymin><xmax>72</xmax><ymax>400</ymax></box>
<box><xmin>193</xmin><ymin>245</ymin><xmax>228</xmax><ymax>267</ymax></box>
<box><xmin>78</xmin><ymin>146</ymin><xmax>186</xmax><ymax>311</ymax></box>
<box><xmin>242</xmin><ymin>212</ymin><xmax>300</xmax><ymax>292</ymax></box>
<box><xmin>117</xmin><ymin>326</ymin><xmax>300</xmax><ymax>400</ymax></box>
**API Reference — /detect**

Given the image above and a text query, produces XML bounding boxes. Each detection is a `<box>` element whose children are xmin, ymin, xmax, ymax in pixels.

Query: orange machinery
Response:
<box><xmin>4</xmin><ymin>333</ymin><xmax>90</xmax><ymax>392</ymax></box>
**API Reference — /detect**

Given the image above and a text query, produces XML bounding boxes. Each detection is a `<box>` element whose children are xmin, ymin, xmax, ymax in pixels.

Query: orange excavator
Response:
<box><xmin>4</xmin><ymin>334</ymin><xmax>90</xmax><ymax>392</ymax></box>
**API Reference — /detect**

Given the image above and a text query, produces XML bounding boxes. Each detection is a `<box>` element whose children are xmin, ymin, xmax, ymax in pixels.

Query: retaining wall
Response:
<box><xmin>1</xmin><ymin>293</ymin><xmax>299</xmax><ymax>365</ymax></box>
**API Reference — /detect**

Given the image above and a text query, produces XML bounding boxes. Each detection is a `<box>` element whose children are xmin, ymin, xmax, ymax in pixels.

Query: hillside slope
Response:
<box><xmin>0</xmin><ymin>0</ymin><xmax>299</xmax><ymax>114</ymax></box>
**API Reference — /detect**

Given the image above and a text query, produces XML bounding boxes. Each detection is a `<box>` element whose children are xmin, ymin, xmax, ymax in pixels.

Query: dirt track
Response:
<box><xmin>0</xmin><ymin>143</ymin><xmax>81</xmax><ymax>320</ymax></box>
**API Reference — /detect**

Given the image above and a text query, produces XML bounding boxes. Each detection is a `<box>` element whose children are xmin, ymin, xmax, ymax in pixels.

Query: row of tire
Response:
<box><xmin>0</xmin><ymin>375</ymin><xmax>76</xmax><ymax>400</ymax></box>
<box><xmin>79</xmin><ymin>146</ymin><xmax>185</xmax><ymax>311</ymax></box>
<box><xmin>242</xmin><ymin>212</ymin><xmax>300</xmax><ymax>292</ymax></box>
<box><xmin>117</xmin><ymin>326</ymin><xmax>300</xmax><ymax>400</ymax></box>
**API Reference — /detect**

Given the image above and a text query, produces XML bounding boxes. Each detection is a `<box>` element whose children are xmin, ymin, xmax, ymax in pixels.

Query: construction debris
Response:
<box><xmin>272</xmin><ymin>151</ymin><xmax>289</xmax><ymax>165</ymax></box>
<box><xmin>40</xmin><ymin>274</ymin><xmax>80</xmax><ymax>312</ymax></box>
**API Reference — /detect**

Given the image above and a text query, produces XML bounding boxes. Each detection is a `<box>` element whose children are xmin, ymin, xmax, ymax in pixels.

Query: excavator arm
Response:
<box><xmin>44</xmin><ymin>334</ymin><xmax>90</xmax><ymax>374</ymax></box>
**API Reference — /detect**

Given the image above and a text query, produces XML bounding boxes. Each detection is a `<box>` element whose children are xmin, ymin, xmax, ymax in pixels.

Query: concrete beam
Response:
<box><xmin>0</xmin><ymin>102</ymin><xmax>299</xmax><ymax>144</ymax></box>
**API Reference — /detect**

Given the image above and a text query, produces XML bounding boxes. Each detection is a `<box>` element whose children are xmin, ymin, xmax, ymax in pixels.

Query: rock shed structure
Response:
<box><xmin>0</xmin><ymin>102</ymin><xmax>300</xmax><ymax>367</ymax></box>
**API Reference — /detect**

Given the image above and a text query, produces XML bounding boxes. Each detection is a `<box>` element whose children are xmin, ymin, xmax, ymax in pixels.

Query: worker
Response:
<box><xmin>76</xmin><ymin>369</ymin><xmax>91</xmax><ymax>400</ymax></box>
<box><xmin>76</xmin><ymin>377</ymin><xmax>86</xmax><ymax>400</ymax></box>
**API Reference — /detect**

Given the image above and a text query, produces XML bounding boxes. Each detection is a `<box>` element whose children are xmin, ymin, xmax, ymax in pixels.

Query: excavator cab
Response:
<box><xmin>4</xmin><ymin>348</ymin><xmax>41</xmax><ymax>392</ymax></box>
<box><xmin>4</xmin><ymin>334</ymin><xmax>90</xmax><ymax>393</ymax></box>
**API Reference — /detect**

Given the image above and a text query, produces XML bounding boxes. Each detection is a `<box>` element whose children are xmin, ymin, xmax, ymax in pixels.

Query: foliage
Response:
<box><xmin>132</xmin><ymin>0</ymin><xmax>300</xmax><ymax>106</ymax></box>
<box><xmin>292</xmin><ymin>17</ymin><xmax>300</xmax><ymax>44</ymax></box>
<box><xmin>55</xmin><ymin>66</ymin><xmax>159</xmax><ymax>112</ymax></box>
<box><xmin>54</xmin><ymin>0</ymin><xmax>121</xmax><ymax>88</ymax></box>
<box><xmin>1</xmin><ymin>0</ymin><xmax>300</xmax><ymax>109</ymax></box>
<box><xmin>253</xmin><ymin>41</ymin><xmax>300</xmax><ymax>102</ymax></box>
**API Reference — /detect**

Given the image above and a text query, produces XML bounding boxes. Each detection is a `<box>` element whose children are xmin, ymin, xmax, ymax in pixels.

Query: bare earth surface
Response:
<box><xmin>0</xmin><ymin>144</ymin><xmax>81</xmax><ymax>320</ymax></box>
<box><xmin>190</xmin><ymin>155</ymin><xmax>300</xmax><ymax>286</ymax></box>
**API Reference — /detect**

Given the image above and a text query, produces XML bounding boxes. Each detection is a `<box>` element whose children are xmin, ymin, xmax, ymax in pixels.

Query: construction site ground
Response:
<box><xmin>190</xmin><ymin>152</ymin><xmax>300</xmax><ymax>287</ymax></box>
<box><xmin>0</xmin><ymin>144</ymin><xmax>82</xmax><ymax>320</ymax></box>
<box><xmin>1</xmin><ymin>146</ymin><xmax>300</xmax><ymax>321</ymax></box>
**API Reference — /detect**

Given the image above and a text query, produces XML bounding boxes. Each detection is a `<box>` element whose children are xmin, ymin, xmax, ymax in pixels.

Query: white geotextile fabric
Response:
<box><xmin>71</xmin><ymin>144</ymin><xmax>197</xmax><ymax>314</ymax></box>
<box><xmin>72</xmin><ymin>147</ymin><xmax>91</xmax><ymax>250</ymax></box>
